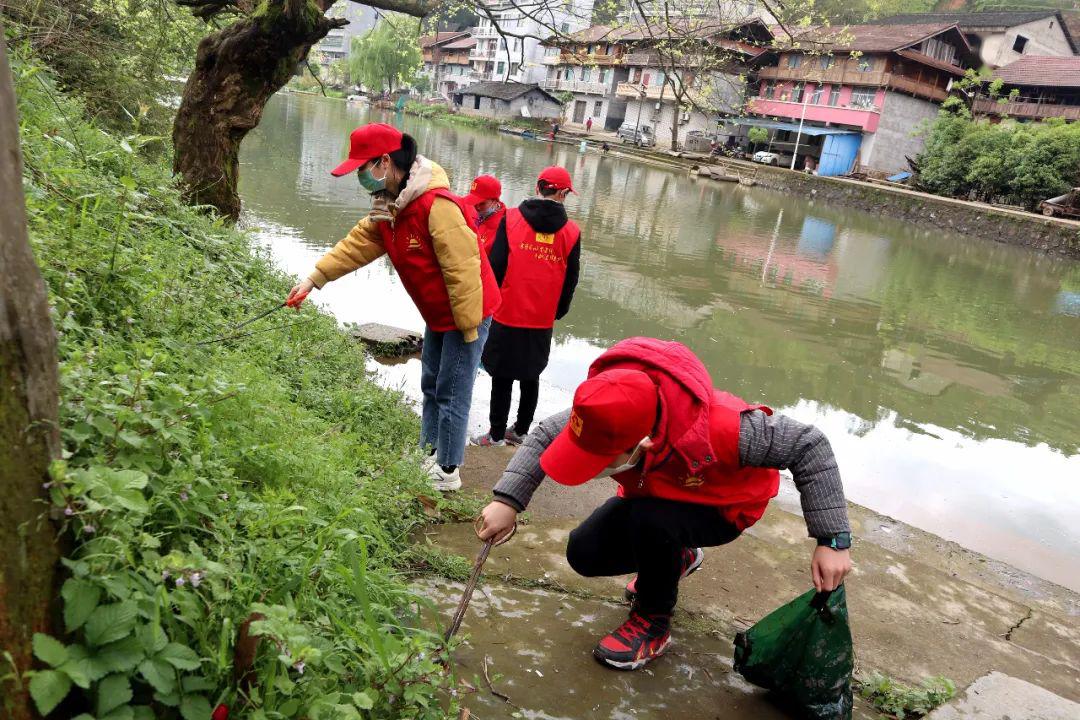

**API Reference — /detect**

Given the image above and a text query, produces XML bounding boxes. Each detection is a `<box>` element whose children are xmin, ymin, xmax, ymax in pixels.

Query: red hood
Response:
<box><xmin>588</xmin><ymin>337</ymin><xmax>717</xmax><ymax>475</ymax></box>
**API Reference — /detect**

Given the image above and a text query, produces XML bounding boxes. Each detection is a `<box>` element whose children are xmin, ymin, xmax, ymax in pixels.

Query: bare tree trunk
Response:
<box><xmin>0</xmin><ymin>28</ymin><xmax>63</xmax><ymax>720</ymax></box>
<box><xmin>172</xmin><ymin>0</ymin><xmax>345</xmax><ymax>220</ymax></box>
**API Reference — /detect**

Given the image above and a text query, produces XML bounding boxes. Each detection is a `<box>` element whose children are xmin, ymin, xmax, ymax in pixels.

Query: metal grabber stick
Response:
<box><xmin>443</xmin><ymin>516</ymin><xmax>517</xmax><ymax>643</ymax></box>
<box><xmin>195</xmin><ymin>289</ymin><xmax>309</xmax><ymax>346</ymax></box>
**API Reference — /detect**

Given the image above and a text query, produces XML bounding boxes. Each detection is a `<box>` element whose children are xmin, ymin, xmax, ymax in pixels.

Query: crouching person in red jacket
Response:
<box><xmin>477</xmin><ymin>337</ymin><xmax>853</xmax><ymax>670</ymax></box>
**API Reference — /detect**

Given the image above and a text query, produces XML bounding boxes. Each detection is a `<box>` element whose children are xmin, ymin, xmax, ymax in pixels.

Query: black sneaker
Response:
<box><xmin>624</xmin><ymin>547</ymin><xmax>704</xmax><ymax>601</ymax></box>
<box><xmin>592</xmin><ymin>607</ymin><xmax>672</xmax><ymax>670</ymax></box>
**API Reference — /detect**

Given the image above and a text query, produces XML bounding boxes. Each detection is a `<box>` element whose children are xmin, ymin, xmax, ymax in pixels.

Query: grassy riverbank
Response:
<box><xmin>16</xmin><ymin>51</ymin><xmax>460</xmax><ymax>719</ymax></box>
<box><xmin>402</xmin><ymin>99</ymin><xmax>551</xmax><ymax>135</ymax></box>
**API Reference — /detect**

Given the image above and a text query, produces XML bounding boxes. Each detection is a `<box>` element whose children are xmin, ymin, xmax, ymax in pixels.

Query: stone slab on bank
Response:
<box><xmin>348</xmin><ymin>322</ymin><xmax>422</xmax><ymax>356</ymax></box>
<box><xmin>926</xmin><ymin>672</ymin><xmax>1080</xmax><ymax>719</ymax></box>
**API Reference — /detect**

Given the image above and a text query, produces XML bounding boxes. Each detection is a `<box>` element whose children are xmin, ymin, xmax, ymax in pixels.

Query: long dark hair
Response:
<box><xmin>388</xmin><ymin>133</ymin><xmax>418</xmax><ymax>184</ymax></box>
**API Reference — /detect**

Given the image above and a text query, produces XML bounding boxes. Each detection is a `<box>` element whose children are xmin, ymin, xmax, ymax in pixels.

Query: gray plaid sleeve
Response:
<box><xmin>738</xmin><ymin>410</ymin><xmax>851</xmax><ymax>537</ymax></box>
<box><xmin>491</xmin><ymin>409</ymin><xmax>571</xmax><ymax>511</ymax></box>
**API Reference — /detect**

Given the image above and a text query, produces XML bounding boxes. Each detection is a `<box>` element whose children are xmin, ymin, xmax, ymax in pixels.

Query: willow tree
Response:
<box><xmin>350</xmin><ymin>16</ymin><xmax>423</xmax><ymax>94</ymax></box>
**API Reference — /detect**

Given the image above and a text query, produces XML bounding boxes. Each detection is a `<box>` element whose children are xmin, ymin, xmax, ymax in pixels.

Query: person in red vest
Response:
<box><xmin>462</xmin><ymin>174</ymin><xmax>506</xmax><ymax>256</ymax></box>
<box><xmin>286</xmin><ymin>123</ymin><xmax>501</xmax><ymax>492</ymax></box>
<box><xmin>471</xmin><ymin>166</ymin><xmax>581</xmax><ymax>447</ymax></box>
<box><xmin>477</xmin><ymin>337</ymin><xmax>853</xmax><ymax>670</ymax></box>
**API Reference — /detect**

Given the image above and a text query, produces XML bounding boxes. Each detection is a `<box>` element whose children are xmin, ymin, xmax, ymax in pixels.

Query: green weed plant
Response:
<box><xmin>14</xmin><ymin>48</ymin><xmax>460</xmax><ymax>720</ymax></box>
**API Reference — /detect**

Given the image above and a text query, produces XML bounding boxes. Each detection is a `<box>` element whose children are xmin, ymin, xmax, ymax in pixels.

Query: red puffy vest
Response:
<box><xmin>378</xmin><ymin>188</ymin><xmax>501</xmax><ymax>332</ymax></box>
<box><xmin>478</xmin><ymin>205</ymin><xmax>506</xmax><ymax>256</ymax></box>
<box><xmin>614</xmin><ymin>390</ymin><xmax>780</xmax><ymax>531</ymax></box>
<box><xmin>494</xmin><ymin>207</ymin><xmax>581</xmax><ymax>329</ymax></box>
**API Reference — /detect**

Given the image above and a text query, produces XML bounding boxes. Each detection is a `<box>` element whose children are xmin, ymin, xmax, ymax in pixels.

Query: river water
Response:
<box><xmin>239</xmin><ymin>93</ymin><xmax>1080</xmax><ymax>592</ymax></box>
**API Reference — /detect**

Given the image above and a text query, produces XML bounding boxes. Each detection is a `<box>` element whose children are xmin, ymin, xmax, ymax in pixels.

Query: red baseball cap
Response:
<box><xmin>538</xmin><ymin>165</ymin><xmax>575</xmax><ymax>193</ymax></box>
<box><xmin>540</xmin><ymin>369</ymin><xmax>658</xmax><ymax>486</ymax></box>
<box><xmin>330</xmin><ymin>123</ymin><xmax>403</xmax><ymax>177</ymax></box>
<box><xmin>462</xmin><ymin>174</ymin><xmax>502</xmax><ymax>206</ymax></box>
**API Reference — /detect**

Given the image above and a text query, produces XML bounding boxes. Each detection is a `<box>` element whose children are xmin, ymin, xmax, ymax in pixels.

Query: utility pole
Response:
<box><xmin>790</xmin><ymin>83</ymin><xmax>809</xmax><ymax>171</ymax></box>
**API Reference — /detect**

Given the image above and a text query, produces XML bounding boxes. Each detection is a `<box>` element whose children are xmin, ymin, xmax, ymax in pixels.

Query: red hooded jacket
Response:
<box><xmin>589</xmin><ymin>337</ymin><xmax>780</xmax><ymax>530</ymax></box>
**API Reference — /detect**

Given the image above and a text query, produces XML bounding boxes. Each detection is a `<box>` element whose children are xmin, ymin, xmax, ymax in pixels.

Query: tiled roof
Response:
<box><xmin>441</xmin><ymin>36</ymin><xmax>476</xmax><ymax>50</ymax></box>
<box><xmin>458</xmin><ymin>81</ymin><xmax>558</xmax><ymax>102</ymax></box>
<box><xmin>777</xmin><ymin>22</ymin><xmax>968</xmax><ymax>54</ymax></box>
<box><xmin>420</xmin><ymin>31</ymin><xmax>469</xmax><ymax>49</ymax></box>
<box><xmin>877</xmin><ymin>11</ymin><xmax>1061</xmax><ymax>28</ymax></box>
<box><xmin>992</xmin><ymin>55</ymin><xmax>1080</xmax><ymax>88</ymax></box>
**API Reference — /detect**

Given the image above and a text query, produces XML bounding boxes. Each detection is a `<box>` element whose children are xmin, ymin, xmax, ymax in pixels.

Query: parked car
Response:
<box><xmin>752</xmin><ymin>150</ymin><xmax>781</xmax><ymax>166</ymax></box>
<box><xmin>617</xmin><ymin>123</ymin><xmax>656</xmax><ymax>147</ymax></box>
<box><xmin>1040</xmin><ymin>188</ymin><xmax>1080</xmax><ymax>218</ymax></box>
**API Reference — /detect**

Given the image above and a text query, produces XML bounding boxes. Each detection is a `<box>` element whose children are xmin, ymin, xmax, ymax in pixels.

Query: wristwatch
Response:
<box><xmin>816</xmin><ymin>532</ymin><xmax>852</xmax><ymax>550</ymax></box>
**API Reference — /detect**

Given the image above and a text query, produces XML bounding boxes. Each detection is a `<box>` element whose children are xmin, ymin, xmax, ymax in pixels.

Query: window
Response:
<box><xmin>594</xmin><ymin>100</ymin><xmax>603</xmax><ymax>115</ymax></box>
<box><xmin>791</xmin><ymin>82</ymin><xmax>804</xmax><ymax>103</ymax></box>
<box><xmin>787</xmin><ymin>54</ymin><xmax>802</xmax><ymax>68</ymax></box>
<box><xmin>581</xmin><ymin>67</ymin><xmax>591</xmax><ymax>82</ymax></box>
<box><xmin>628</xmin><ymin>67</ymin><xmax>638</xmax><ymax>83</ymax></box>
<box><xmin>810</xmin><ymin>84</ymin><xmax>824</xmax><ymax>104</ymax></box>
<box><xmin>857</xmin><ymin>59</ymin><xmax>873</xmax><ymax>72</ymax></box>
<box><xmin>828</xmin><ymin>86</ymin><xmax>840</xmax><ymax>105</ymax></box>
<box><xmin>1012</xmin><ymin>34</ymin><xmax>1028</xmax><ymax>53</ymax></box>
<box><xmin>496</xmin><ymin>61</ymin><xmax>505</xmax><ymax>76</ymax></box>
<box><xmin>819</xmin><ymin>55</ymin><xmax>833</xmax><ymax>70</ymax></box>
<box><xmin>763</xmin><ymin>81</ymin><xmax>775</xmax><ymax>99</ymax></box>
<box><xmin>850</xmin><ymin>87</ymin><xmax>876</xmax><ymax>108</ymax></box>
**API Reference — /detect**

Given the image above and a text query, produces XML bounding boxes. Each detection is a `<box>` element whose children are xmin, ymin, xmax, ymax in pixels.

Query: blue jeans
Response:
<box><xmin>420</xmin><ymin>317</ymin><xmax>492</xmax><ymax>467</ymax></box>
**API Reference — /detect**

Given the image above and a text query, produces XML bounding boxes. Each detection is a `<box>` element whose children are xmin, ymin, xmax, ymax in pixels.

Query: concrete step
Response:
<box><xmin>926</xmin><ymin>672</ymin><xmax>1080</xmax><ymax>719</ymax></box>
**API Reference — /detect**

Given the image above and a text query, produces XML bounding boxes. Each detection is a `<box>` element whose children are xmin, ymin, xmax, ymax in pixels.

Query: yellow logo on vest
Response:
<box><xmin>682</xmin><ymin>475</ymin><xmax>705</xmax><ymax>488</ymax></box>
<box><xmin>470</xmin><ymin>180</ymin><xmax>479</xmax><ymax>192</ymax></box>
<box><xmin>569</xmin><ymin>411</ymin><xmax>584</xmax><ymax>436</ymax></box>
<box><xmin>405</xmin><ymin>235</ymin><xmax>422</xmax><ymax>251</ymax></box>
<box><xmin>535</xmin><ymin>232</ymin><xmax>555</xmax><ymax>245</ymax></box>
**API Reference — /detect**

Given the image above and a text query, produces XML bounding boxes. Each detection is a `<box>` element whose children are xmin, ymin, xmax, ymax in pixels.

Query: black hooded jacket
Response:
<box><xmin>488</xmin><ymin>198</ymin><xmax>581</xmax><ymax>320</ymax></box>
<box><xmin>481</xmin><ymin>198</ymin><xmax>582</xmax><ymax>380</ymax></box>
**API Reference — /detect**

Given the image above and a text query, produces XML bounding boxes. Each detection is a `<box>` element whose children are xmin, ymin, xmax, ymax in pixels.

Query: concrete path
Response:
<box><xmin>926</xmin><ymin>672</ymin><xmax>1080</xmax><ymax>719</ymax></box>
<box><xmin>414</xmin><ymin>446</ymin><xmax>1080</xmax><ymax>718</ymax></box>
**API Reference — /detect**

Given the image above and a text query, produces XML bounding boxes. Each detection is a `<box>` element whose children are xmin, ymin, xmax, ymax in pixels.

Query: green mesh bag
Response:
<box><xmin>733</xmin><ymin>586</ymin><xmax>854</xmax><ymax>720</ymax></box>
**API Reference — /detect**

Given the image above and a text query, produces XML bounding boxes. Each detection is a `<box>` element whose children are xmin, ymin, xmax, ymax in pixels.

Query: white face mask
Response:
<box><xmin>593</xmin><ymin>437</ymin><xmax>650</xmax><ymax>479</ymax></box>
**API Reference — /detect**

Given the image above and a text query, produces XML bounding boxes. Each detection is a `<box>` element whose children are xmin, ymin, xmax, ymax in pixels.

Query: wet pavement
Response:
<box><xmin>406</xmin><ymin>445</ymin><xmax>1080</xmax><ymax>718</ymax></box>
<box><xmin>415</xmin><ymin>577</ymin><xmax>877</xmax><ymax>719</ymax></box>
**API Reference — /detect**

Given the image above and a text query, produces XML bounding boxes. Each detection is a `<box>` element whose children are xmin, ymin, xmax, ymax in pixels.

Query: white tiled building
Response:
<box><xmin>469</xmin><ymin>0</ymin><xmax>595</xmax><ymax>85</ymax></box>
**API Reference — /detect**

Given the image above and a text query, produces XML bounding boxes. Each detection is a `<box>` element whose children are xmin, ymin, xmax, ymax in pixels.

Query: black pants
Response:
<box><xmin>489</xmin><ymin>376</ymin><xmax>539</xmax><ymax>440</ymax></box>
<box><xmin>566</xmin><ymin>496</ymin><xmax>741</xmax><ymax>615</ymax></box>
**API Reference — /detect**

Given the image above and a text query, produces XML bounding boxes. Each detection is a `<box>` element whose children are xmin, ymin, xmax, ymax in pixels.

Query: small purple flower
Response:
<box><xmin>189</xmin><ymin>572</ymin><xmax>202</xmax><ymax>587</ymax></box>
<box><xmin>162</xmin><ymin>569</ymin><xmax>171</xmax><ymax>580</ymax></box>
<box><xmin>293</xmin><ymin>661</ymin><xmax>305</xmax><ymax>674</ymax></box>
<box><xmin>64</xmin><ymin>506</ymin><xmax>74</xmax><ymax>517</ymax></box>
<box><xmin>82</xmin><ymin>524</ymin><xmax>95</xmax><ymax>535</ymax></box>
<box><xmin>219</xmin><ymin>493</ymin><xmax>229</xmax><ymax>501</ymax></box>
<box><xmin>175</xmin><ymin>576</ymin><xmax>186</xmax><ymax>587</ymax></box>
<box><xmin>179</xmin><ymin>491</ymin><xmax>189</xmax><ymax>501</ymax></box>
<box><xmin>42</xmin><ymin>481</ymin><xmax>53</xmax><ymax>490</ymax></box>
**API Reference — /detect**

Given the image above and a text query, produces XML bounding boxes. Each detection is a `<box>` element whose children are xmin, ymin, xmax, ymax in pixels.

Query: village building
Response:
<box><xmin>972</xmin><ymin>55</ymin><xmax>1080</xmax><ymax>123</ymax></box>
<box><xmin>469</xmin><ymin>0</ymin><xmax>594</xmax><ymax>86</ymax></box>
<box><xmin>420</xmin><ymin>31</ymin><xmax>476</xmax><ymax>99</ymax></box>
<box><xmin>453</xmin><ymin>81</ymin><xmax>563</xmax><ymax>120</ymax></box>
<box><xmin>745</xmin><ymin>22</ymin><xmax>974</xmax><ymax>176</ymax></box>
<box><xmin>879</xmin><ymin>10</ymin><xmax>1076</xmax><ymax>68</ymax></box>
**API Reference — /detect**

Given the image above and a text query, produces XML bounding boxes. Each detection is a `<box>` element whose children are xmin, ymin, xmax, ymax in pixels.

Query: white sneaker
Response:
<box><xmin>421</xmin><ymin>451</ymin><xmax>438</xmax><ymax>471</ymax></box>
<box><xmin>429</xmin><ymin>464</ymin><xmax>461</xmax><ymax>492</ymax></box>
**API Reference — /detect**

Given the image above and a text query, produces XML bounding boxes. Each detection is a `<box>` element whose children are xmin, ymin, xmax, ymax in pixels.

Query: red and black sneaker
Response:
<box><xmin>592</xmin><ymin>607</ymin><xmax>672</xmax><ymax>670</ymax></box>
<box><xmin>624</xmin><ymin>547</ymin><xmax>704</xmax><ymax>601</ymax></box>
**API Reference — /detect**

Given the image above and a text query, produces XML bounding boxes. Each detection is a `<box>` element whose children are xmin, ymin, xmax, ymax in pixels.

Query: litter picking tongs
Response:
<box><xmin>196</xmin><ymin>289</ymin><xmax>309</xmax><ymax>346</ymax></box>
<box><xmin>443</xmin><ymin>516</ymin><xmax>517</xmax><ymax>643</ymax></box>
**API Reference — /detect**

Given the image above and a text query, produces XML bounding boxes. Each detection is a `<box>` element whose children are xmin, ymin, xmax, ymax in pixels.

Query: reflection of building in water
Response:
<box><xmin>713</xmin><ymin>214</ymin><xmax>839</xmax><ymax>296</ymax></box>
<box><xmin>830</xmin><ymin>228</ymin><xmax>891</xmax><ymax>303</ymax></box>
<box><xmin>296</xmin><ymin>101</ymin><xmax>357</xmax><ymax>204</ymax></box>
<box><xmin>580</xmin><ymin>253</ymin><xmax>734</xmax><ymax>329</ymax></box>
<box><xmin>881</xmin><ymin>347</ymin><xmax>1012</xmax><ymax>397</ymax></box>
<box><xmin>1055</xmin><ymin>291</ymin><xmax>1080</xmax><ymax>317</ymax></box>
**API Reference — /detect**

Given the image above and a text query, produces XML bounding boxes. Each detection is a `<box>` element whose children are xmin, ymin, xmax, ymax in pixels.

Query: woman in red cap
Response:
<box><xmin>477</xmin><ymin>337</ymin><xmax>853</xmax><ymax>670</ymax></box>
<box><xmin>462</xmin><ymin>174</ymin><xmax>506</xmax><ymax>256</ymax></box>
<box><xmin>471</xmin><ymin>166</ymin><xmax>581</xmax><ymax>448</ymax></box>
<box><xmin>287</xmin><ymin>123</ymin><xmax>501</xmax><ymax>492</ymax></box>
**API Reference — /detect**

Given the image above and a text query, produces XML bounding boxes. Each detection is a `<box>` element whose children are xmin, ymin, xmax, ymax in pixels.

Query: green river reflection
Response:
<box><xmin>239</xmin><ymin>93</ymin><xmax>1080</xmax><ymax>591</ymax></box>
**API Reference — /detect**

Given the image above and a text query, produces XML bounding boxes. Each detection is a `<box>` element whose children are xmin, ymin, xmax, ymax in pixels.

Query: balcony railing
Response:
<box><xmin>540</xmin><ymin>78</ymin><xmax>610</xmax><ymax>94</ymax></box>
<box><xmin>759</xmin><ymin>65</ymin><xmax>888</xmax><ymax>87</ymax></box>
<box><xmin>972</xmin><ymin>97</ymin><xmax>1080</xmax><ymax>121</ymax></box>
<box><xmin>470</xmin><ymin>25</ymin><xmax>499</xmax><ymax>39</ymax></box>
<box><xmin>542</xmin><ymin>51</ymin><xmax>624</xmax><ymax>66</ymax></box>
<box><xmin>469</xmin><ymin>47</ymin><xmax>496</xmax><ymax>61</ymax></box>
<box><xmin>616</xmin><ymin>82</ymin><xmax>668</xmax><ymax>100</ymax></box>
